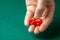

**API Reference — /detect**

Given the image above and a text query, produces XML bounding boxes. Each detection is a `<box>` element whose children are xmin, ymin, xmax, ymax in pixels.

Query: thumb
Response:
<box><xmin>24</xmin><ymin>0</ymin><xmax>37</xmax><ymax>26</ymax></box>
<box><xmin>34</xmin><ymin>0</ymin><xmax>46</xmax><ymax>19</ymax></box>
<box><xmin>24</xmin><ymin>6</ymin><xmax>36</xmax><ymax>26</ymax></box>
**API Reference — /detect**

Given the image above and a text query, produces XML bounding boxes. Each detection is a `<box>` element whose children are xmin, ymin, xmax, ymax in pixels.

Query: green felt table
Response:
<box><xmin>0</xmin><ymin>0</ymin><xmax>60</xmax><ymax>40</ymax></box>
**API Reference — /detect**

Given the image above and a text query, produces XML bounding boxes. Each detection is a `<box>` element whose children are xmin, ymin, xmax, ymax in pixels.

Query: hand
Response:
<box><xmin>24</xmin><ymin>0</ymin><xmax>55</xmax><ymax>34</ymax></box>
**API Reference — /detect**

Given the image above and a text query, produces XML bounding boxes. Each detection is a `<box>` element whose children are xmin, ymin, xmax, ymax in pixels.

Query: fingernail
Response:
<box><xmin>34</xmin><ymin>27</ymin><xmax>39</xmax><ymax>34</ymax></box>
<box><xmin>28</xmin><ymin>25</ymin><xmax>35</xmax><ymax>32</ymax></box>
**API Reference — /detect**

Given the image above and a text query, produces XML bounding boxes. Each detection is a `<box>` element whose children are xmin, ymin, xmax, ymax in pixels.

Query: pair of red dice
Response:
<box><xmin>29</xmin><ymin>17</ymin><xmax>43</xmax><ymax>26</ymax></box>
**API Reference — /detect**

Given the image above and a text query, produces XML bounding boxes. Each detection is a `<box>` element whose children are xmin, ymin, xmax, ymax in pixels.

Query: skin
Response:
<box><xmin>24</xmin><ymin>0</ymin><xmax>55</xmax><ymax>34</ymax></box>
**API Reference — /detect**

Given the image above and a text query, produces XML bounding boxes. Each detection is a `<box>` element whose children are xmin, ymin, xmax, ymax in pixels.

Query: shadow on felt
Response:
<box><xmin>33</xmin><ymin>19</ymin><xmax>60</xmax><ymax>40</ymax></box>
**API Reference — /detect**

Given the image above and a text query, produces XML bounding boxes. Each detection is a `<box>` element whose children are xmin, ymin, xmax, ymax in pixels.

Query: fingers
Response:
<box><xmin>34</xmin><ymin>26</ymin><xmax>40</xmax><ymax>34</ymax></box>
<box><xmin>28</xmin><ymin>25</ymin><xmax>35</xmax><ymax>32</ymax></box>
<box><xmin>34</xmin><ymin>0</ymin><xmax>46</xmax><ymax>19</ymax></box>
<box><xmin>39</xmin><ymin>16</ymin><xmax>52</xmax><ymax>32</ymax></box>
<box><xmin>40</xmin><ymin>5</ymin><xmax>50</xmax><ymax>20</ymax></box>
<box><xmin>33</xmin><ymin>0</ymin><xmax>46</xmax><ymax>34</ymax></box>
<box><xmin>24</xmin><ymin>6</ymin><xmax>36</xmax><ymax>26</ymax></box>
<box><xmin>39</xmin><ymin>2</ymin><xmax>55</xmax><ymax>32</ymax></box>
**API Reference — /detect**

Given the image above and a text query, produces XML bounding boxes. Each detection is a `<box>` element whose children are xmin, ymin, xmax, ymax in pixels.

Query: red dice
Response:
<box><xmin>35</xmin><ymin>19</ymin><xmax>42</xmax><ymax>26</ymax></box>
<box><xmin>29</xmin><ymin>17</ymin><xmax>36</xmax><ymax>25</ymax></box>
<box><xmin>29</xmin><ymin>17</ymin><xmax>43</xmax><ymax>26</ymax></box>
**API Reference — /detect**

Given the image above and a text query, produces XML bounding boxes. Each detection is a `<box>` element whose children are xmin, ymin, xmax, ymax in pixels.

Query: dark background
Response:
<box><xmin>0</xmin><ymin>0</ymin><xmax>60</xmax><ymax>40</ymax></box>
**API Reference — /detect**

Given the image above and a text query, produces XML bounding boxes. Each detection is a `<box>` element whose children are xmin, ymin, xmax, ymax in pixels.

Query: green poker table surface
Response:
<box><xmin>0</xmin><ymin>0</ymin><xmax>60</xmax><ymax>40</ymax></box>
